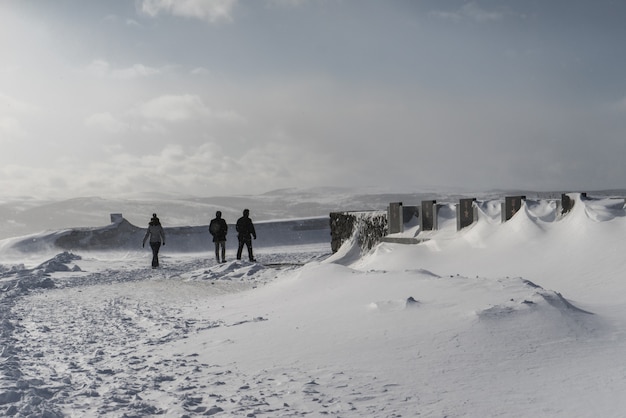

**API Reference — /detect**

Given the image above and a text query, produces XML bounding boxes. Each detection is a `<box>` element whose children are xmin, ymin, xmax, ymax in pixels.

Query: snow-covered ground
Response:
<box><xmin>2</xmin><ymin>192</ymin><xmax>626</xmax><ymax>417</ymax></box>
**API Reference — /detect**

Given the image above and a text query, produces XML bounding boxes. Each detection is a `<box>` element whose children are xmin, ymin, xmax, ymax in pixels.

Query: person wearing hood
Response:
<box><xmin>142</xmin><ymin>213</ymin><xmax>165</xmax><ymax>268</ymax></box>
<box><xmin>236</xmin><ymin>208</ymin><xmax>256</xmax><ymax>262</ymax></box>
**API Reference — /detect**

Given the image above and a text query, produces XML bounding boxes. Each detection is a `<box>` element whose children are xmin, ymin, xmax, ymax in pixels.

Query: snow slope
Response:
<box><xmin>1</xmin><ymin>192</ymin><xmax>626</xmax><ymax>417</ymax></box>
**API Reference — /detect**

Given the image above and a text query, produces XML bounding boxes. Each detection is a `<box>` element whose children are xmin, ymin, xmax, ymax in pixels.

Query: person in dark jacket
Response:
<box><xmin>236</xmin><ymin>208</ymin><xmax>256</xmax><ymax>262</ymax></box>
<box><xmin>142</xmin><ymin>213</ymin><xmax>165</xmax><ymax>268</ymax></box>
<box><xmin>209</xmin><ymin>211</ymin><xmax>228</xmax><ymax>263</ymax></box>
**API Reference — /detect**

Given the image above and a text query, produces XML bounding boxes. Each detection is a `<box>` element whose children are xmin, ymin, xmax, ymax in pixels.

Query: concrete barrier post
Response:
<box><xmin>457</xmin><ymin>198</ymin><xmax>477</xmax><ymax>230</ymax></box>
<box><xmin>502</xmin><ymin>196</ymin><xmax>526</xmax><ymax>222</ymax></box>
<box><xmin>421</xmin><ymin>200</ymin><xmax>437</xmax><ymax>231</ymax></box>
<box><xmin>388</xmin><ymin>202</ymin><xmax>403</xmax><ymax>234</ymax></box>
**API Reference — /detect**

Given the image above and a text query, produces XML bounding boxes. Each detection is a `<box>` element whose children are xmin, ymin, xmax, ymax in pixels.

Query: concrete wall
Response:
<box><xmin>15</xmin><ymin>216</ymin><xmax>331</xmax><ymax>254</ymax></box>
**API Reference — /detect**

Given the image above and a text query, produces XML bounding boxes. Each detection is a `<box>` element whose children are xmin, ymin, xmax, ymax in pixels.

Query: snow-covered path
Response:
<box><xmin>2</xmin><ymin>248</ymin><xmax>338</xmax><ymax>417</ymax></box>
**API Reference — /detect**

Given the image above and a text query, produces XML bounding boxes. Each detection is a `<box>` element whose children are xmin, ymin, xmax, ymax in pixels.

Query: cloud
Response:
<box><xmin>85</xmin><ymin>59</ymin><xmax>110</xmax><ymax>77</ymax></box>
<box><xmin>265</xmin><ymin>0</ymin><xmax>308</xmax><ymax>7</ymax></box>
<box><xmin>112</xmin><ymin>64</ymin><xmax>162</xmax><ymax>79</ymax></box>
<box><xmin>79</xmin><ymin>143</ymin><xmax>236</xmax><ymax>197</ymax></box>
<box><xmin>82</xmin><ymin>91</ymin><xmax>246</xmax><ymax>141</ymax></box>
<box><xmin>0</xmin><ymin>93</ymin><xmax>38</xmax><ymax>113</ymax></box>
<box><xmin>0</xmin><ymin>117</ymin><xmax>26</xmax><ymax>139</ymax></box>
<box><xmin>462</xmin><ymin>3</ymin><xmax>504</xmax><ymax>22</ymax></box>
<box><xmin>614</xmin><ymin>97</ymin><xmax>626</xmax><ymax>112</ymax></box>
<box><xmin>85</xmin><ymin>60</ymin><xmax>163</xmax><ymax>79</ymax></box>
<box><xmin>0</xmin><ymin>93</ymin><xmax>35</xmax><ymax>140</ymax></box>
<box><xmin>190</xmin><ymin>67</ymin><xmax>210</xmax><ymax>76</ymax></box>
<box><xmin>103</xmin><ymin>14</ymin><xmax>142</xmax><ymax>27</ymax></box>
<box><xmin>132</xmin><ymin>94</ymin><xmax>245</xmax><ymax>125</ymax></box>
<box><xmin>430</xmin><ymin>2</ymin><xmax>504</xmax><ymax>23</ymax></box>
<box><xmin>84</xmin><ymin>113</ymin><xmax>129</xmax><ymax>134</ymax></box>
<box><xmin>138</xmin><ymin>0</ymin><xmax>237</xmax><ymax>23</ymax></box>
<box><xmin>135</xmin><ymin>94</ymin><xmax>212</xmax><ymax>122</ymax></box>
<box><xmin>126</xmin><ymin>18</ymin><xmax>142</xmax><ymax>27</ymax></box>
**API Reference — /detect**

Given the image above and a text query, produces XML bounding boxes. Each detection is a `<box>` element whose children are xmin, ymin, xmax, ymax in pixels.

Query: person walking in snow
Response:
<box><xmin>209</xmin><ymin>210</ymin><xmax>228</xmax><ymax>263</ymax></box>
<box><xmin>142</xmin><ymin>213</ymin><xmax>165</xmax><ymax>268</ymax></box>
<box><xmin>236</xmin><ymin>208</ymin><xmax>257</xmax><ymax>262</ymax></box>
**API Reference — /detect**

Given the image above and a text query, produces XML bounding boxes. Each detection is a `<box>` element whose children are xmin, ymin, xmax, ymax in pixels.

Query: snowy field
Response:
<box><xmin>2</xmin><ymin>192</ymin><xmax>626</xmax><ymax>417</ymax></box>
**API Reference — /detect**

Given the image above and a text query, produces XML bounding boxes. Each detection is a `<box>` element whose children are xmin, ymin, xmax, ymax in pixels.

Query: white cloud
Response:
<box><xmin>84</xmin><ymin>112</ymin><xmax>128</xmax><ymax>134</ymax></box>
<box><xmin>84</xmin><ymin>60</ymin><xmax>163</xmax><ymax>79</ymax></box>
<box><xmin>462</xmin><ymin>2</ymin><xmax>503</xmax><ymax>22</ymax></box>
<box><xmin>265</xmin><ymin>0</ymin><xmax>308</xmax><ymax>7</ymax></box>
<box><xmin>126</xmin><ymin>18</ymin><xmax>142</xmax><ymax>27</ymax></box>
<box><xmin>111</xmin><ymin>64</ymin><xmax>162</xmax><ymax>79</ymax></box>
<box><xmin>613</xmin><ymin>97</ymin><xmax>626</xmax><ymax>112</ymax></box>
<box><xmin>0</xmin><ymin>93</ymin><xmax>38</xmax><ymax>113</ymax></box>
<box><xmin>430</xmin><ymin>2</ymin><xmax>504</xmax><ymax>23</ymax></box>
<box><xmin>190</xmin><ymin>67</ymin><xmax>210</xmax><ymax>76</ymax></box>
<box><xmin>0</xmin><ymin>93</ymin><xmax>35</xmax><ymax>140</ymax></box>
<box><xmin>132</xmin><ymin>94</ymin><xmax>245</xmax><ymax>125</ymax></box>
<box><xmin>103</xmin><ymin>15</ymin><xmax>142</xmax><ymax>27</ymax></box>
<box><xmin>214</xmin><ymin>110</ymin><xmax>247</xmax><ymax>124</ymax></box>
<box><xmin>135</xmin><ymin>94</ymin><xmax>211</xmax><ymax>122</ymax></box>
<box><xmin>85</xmin><ymin>59</ymin><xmax>110</xmax><ymax>77</ymax></box>
<box><xmin>139</xmin><ymin>0</ymin><xmax>237</xmax><ymax>23</ymax></box>
<box><xmin>0</xmin><ymin>117</ymin><xmax>26</xmax><ymax>139</ymax></box>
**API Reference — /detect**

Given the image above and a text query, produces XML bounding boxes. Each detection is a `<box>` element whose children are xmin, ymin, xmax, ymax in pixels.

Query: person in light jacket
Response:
<box><xmin>142</xmin><ymin>213</ymin><xmax>165</xmax><ymax>268</ymax></box>
<box><xmin>209</xmin><ymin>210</ymin><xmax>228</xmax><ymax>263</ymax></box>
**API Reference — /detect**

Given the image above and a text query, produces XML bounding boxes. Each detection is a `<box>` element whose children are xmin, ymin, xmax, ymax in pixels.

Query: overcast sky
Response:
<box><xmin>1</xmin><ymin>0</ymin><xmax>626</xmax><ymax>199</ymax></box>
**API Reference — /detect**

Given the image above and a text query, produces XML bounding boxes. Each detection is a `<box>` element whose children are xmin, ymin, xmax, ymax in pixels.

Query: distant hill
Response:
<box><xmin>1</xmin><ymin>188</ymin><xmax>624</xmax><ymax>240</ymax></box>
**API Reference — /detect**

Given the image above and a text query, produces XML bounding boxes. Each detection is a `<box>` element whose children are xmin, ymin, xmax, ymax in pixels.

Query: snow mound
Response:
<box><xmin>178</xmin><ymin>260</ymin><xmax>287</xmax><ymax>284</ymax></box>
<box><xmin>526</xmin><ymin>198</ymin><xmax>559</xmax><ymax>222</ymax></box>
<box><xmin>368</xmin><ymin>296</ymin><xmax>422</xmax><ymax>312</ymax></box>
<box><xmin>583</xmin><ymin>197</ymin><xmax>626</xmax><ymax>222</ymax></box>
<box><xmin>324</xmin><ymin>233</ymin><xmax>362</xmax><ymax>265</ymax></box>
<box><xmin>0</xmin><ymin>252</ymin><xmax>84</xmax><ymax>296</ymax></box>
<box><xmin>474</xmin><ymin>288</ymin><xmax>593</xmax><ymax>320</ymax></box>
<box><xmin>35</xmin><ymin>252</ymin><xmax>82</xmax><ymax>274</ymax></box>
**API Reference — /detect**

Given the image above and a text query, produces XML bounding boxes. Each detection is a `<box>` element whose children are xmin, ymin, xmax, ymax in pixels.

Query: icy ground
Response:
<box><xmin>1</xmin><ymin>246</ymin><xmax>333</xmax><ymax>417</ymax></box>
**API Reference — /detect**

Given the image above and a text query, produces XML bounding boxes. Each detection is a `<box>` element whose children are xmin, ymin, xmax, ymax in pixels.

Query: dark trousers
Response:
<box><xmin>214</xmin><ymin>241</ymin><xmax>226</xmax><ymax>262</ymax></box>
<box><xmin>150</xmin><ymin>242</ymin><xmax>161</xmax><ymax>267</ymax></box>
<box><xmin>237</xmin><ymin>237</ymin><xmax>254</xmax><ymax>261</ymax></box>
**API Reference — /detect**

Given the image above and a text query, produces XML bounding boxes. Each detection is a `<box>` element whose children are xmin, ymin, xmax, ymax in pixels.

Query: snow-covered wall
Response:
<box><xmin>330</xmin><ymin>211</ymin><xmax>387</xmax><ymax>253</ymax></box>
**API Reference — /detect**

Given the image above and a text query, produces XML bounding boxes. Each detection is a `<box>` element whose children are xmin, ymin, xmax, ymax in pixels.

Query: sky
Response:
<box><xmin>1</xmin><ymin>0</ymin><xmax>626</xmax><ymax>199</ymax></box>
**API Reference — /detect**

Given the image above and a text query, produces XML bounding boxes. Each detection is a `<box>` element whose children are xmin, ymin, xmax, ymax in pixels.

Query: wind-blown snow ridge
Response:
<box><xmin>476</xmin><ymin>277</ymin><xmax>595</xmax><ymax>320</ymax></box>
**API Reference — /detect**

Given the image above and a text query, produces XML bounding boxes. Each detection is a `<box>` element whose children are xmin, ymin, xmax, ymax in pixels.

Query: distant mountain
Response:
<box><xmin>1</xmin><ymin>188</ymin><xmax>623</xmax><ymax>240</ymax></box>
